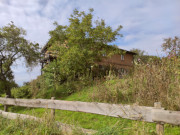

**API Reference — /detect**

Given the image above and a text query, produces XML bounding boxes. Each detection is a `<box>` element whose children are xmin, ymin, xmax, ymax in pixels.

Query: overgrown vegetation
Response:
<box><xmin>130</xmin><ymin>48</ymin><xmax>160</xmax><ymax>64</ymax></box>
<box><xmin>11</xmin><ymin>85</ymin><xmax>32</xmax><ymax>98</ymax></box>
<box><xmin>132</xmin><ymin>57</ymin><xmax>180</xmax><ymax>110</ymax></box>
<box><xmin>0</xmin><ymin>116</ymin><xmax>62</xmax><ymax>135</ymax></box>
<box><xmin>91</xmin><ymin>56</ymin><xmax>180</xmax><ymax>110</ymax></box>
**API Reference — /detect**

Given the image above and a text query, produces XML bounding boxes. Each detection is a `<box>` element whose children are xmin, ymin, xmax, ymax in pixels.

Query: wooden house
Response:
<box><xmin>40</xmin><ymin>44</ymin><xmax>136</xmax><ymax>75</ymax></box>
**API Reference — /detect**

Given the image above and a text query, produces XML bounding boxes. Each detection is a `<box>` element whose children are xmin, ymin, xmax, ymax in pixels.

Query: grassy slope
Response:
<box><xmin>1</xmin><ymin>86</ymin><xmax>180</xmax><ymax>135</ymax></box>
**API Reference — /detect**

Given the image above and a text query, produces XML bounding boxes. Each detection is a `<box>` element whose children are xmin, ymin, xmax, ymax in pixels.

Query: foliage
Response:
<box><xmin>43</xmin><ymin>8</ymin><xmax>123</xmax><ymax>86</ymax></box>
<box><xmin>39</xmin><ymin>76</ymin><xmax>93</xmax><ymax>98</ymax></box>
<box><xmin>162</xmin><ymin>36</ymin><xmax>180</xmax><ymax>57</ymax></box>
<box><xmin>11</xmin><ymin>85</ymin><xmax>31</xmax><ymax>98</ymax></box>
<box><xmin>0</xmin><ymin>22</ymin><xmax>40</xmax><ymax>96</ymax></box>
<box><xmin>0</xmin><ymin>80</ymin><xmax>18</xmax><ymax>95</ymax></box>
<box><xmin>28</xmin><ymin>76</ymin><xmax>48</xmax><ymax>98</ymax></box>
<box><xmin>17</xmin><ymin>74</ymin><xmax>93</xmax><ymax>99</ymax></box>
<box><xmin>130</xmin><ymin>48</ymin><xmax>147</xmax><ymax>56</ymax></box>
<box><xmin>130</xmin><ymin>48</ymin><xmax>160</xmax><ymax>64</ymax></box>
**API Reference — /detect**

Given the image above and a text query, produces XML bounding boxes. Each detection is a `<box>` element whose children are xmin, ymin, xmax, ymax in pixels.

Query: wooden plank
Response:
<box><xmin>0</xmin><ymin>110</ymin><xmax>96</xmax><ymax>135</ymax></box>
<box><xmin>0</xmin><ymin>97</ymin><xmax>154</xmax><ymax>122</ymax></box>
<box><xmin>156</xmin><ymin>124</ymin><xmax>164</xmax><ymax>135</ymax></box>
<box><xmin>51</xmin><ymin>97</ymin><xmax>55</xmax><ymax>120</ymax></box>
<box><xmin>1</xmin><ymin>98</ymin><xmax>180</xmax><ymax>125</ymax></box>
<box><xmin>152</xmin><ymin>109</ymin><xmax>180</xmax><ymax>125</ymax></box>
<box><xmin>0</xmin><ymin>110</ymin><xmax>39</xmax><ymax>121</ymax></box>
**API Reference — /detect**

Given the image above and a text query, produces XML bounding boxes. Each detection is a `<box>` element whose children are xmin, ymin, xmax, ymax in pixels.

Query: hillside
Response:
<box><xmin>1</xmin><ymin>83</ymin><xmax>180</xmax><ymax>135</ymax></box>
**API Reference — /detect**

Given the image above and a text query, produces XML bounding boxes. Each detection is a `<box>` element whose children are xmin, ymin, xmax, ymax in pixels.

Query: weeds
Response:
<box><xmin>91</xmin><ymin>57</ymin><xmax>180</xmax><ymax>110</ymax></box>
<box><xmin>0</xmin><ymin>116</ymin><xmax>62</xmax><ymax>135</ymax></box>
<box><xmin>91</xmin><ymin>78</ymin><xmax>134</xmax><ymax>104</ymax></box>
<box><xmin>133</xmin><ymin>57</ymin><xmax>180</xmax><ymax>110</ymax></box>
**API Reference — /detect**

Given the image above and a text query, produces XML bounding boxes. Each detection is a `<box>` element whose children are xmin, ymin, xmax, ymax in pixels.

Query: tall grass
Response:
<box><xmin>91</xmin><ymin>57</ymin><xmax>180</xmax><ymax>110</ymax></box>
<box><xmin>91</xmin><ymin>78</ymin><xmax>134</xmax><ymax>104</ymax></box>
<box><xmin>0</xmin><ymin>116</ymin><xmax>62</xmax><ymax>135</ymax></box>
<box><xmin>0</xmin><ymin>110</ymin><xmax>89</xmax><ymax>135</ymax></box>
<box><xmin>133</xmin><ymin>57</ymin><xmax>180</xmax><ymax>110</ymax></box>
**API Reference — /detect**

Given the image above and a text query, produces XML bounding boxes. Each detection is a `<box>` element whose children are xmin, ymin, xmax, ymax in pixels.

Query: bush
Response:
<box><xmin>11</xmin><ymin>85</ymin><xmax>31</xmax><ymax>98</ymax></box>
<box><xmin>32</xmin><ymin>74</ymin><xmax>94</xmax><ymax>99</ymax></box>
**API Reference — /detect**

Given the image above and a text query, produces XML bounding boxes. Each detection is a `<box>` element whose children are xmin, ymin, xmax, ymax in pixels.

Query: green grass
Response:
<box><xmin>1</xmin><ymin>106</ymin><xmax>157</xmax><ymax>134</ymax></box>
<box><xmin>1</xmin><ymin>106</ymin><xmax>180</xmax><ymax>135</ymax></box>
<box><xmin>62</xmin><ymin>86</ymin><xmax>93</xmax><ymax>102</ymax></box>
<box><xmin>0</xmin><ymin>116</ymin><xmax>62</xmax><ymax>135</ymax></box>
<box><xmin>1</xmin><ymin>87</ymin><xmax>180</xmax><ymax>135</ymax></box>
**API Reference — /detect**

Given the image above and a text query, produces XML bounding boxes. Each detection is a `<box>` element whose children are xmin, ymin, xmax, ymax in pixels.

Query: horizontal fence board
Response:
<box><xmin>152</xmin><ymin>109</ymin><xmax>180</xmax><ymax>125</ymax></box>
<box><xmin>0</xmin><ymin>97</ymin><xmax>153</xmax><ymax>122</ymax></box>
<box><xmin>0</xmin><ymin>110</ymin><xmax>39</xmax><ymax>121</ymax></box>
<box><xmin>0</xmin><ymin>97</ymin><xmax>180</xmax><ymax>125</ymax></box>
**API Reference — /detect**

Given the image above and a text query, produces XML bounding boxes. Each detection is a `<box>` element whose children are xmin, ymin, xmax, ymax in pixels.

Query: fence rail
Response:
<box><xmin>0</xmin><ymin>97</ymin><xmax>180</xmax><ymax>134</ymax></box>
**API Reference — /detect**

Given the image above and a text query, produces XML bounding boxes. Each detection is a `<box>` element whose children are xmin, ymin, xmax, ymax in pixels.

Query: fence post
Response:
<box><xmin>4</xmin><ymin>95</ymin><xmax>9</xmax><ymax>112</ymax></box>
<box><xmin>51</xmin><ymin>97</ymin><xmax>55</xmax><ymax>120</ymax></box>
<box><xmin>154</xmin><ymin>102</ymin><xmax>164</xmax><ymax>135</ymax></box>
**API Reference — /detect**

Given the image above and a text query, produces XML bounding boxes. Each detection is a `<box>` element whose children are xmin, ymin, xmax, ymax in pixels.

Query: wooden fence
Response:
<box><xmin>0</xmin><ymin>96</ymin><xmax>180</xmax><ymax>135</ymax></box>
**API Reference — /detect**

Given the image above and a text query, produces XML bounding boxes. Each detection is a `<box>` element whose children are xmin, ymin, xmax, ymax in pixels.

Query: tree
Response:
<box><xmin>130</xmin><ymin>48</ymin><xmax>160</xmax><ymax>64</ymax></box>
<box><xmin>44</xmin><ymin>9</ymin><xmax>123</xmax><ymax>84</ymax></box>
<box><xmin>130</xmin><ymin>48</ymin><xmax>148</xmax><ymax>63</ymax></box>
<box><xmin>0</xmin><ymin>22</ymin><xmax>40</xmax><ymax>97</ymax></box>
<box><xmin>162</xmin><ymin>36</ymin><xmax>180</xmax><ymax>57</ymax></box>
<box><xmin>130</xmin><ymin>48</ymin><xmax>146</xmax><ymax>56</ymax></box>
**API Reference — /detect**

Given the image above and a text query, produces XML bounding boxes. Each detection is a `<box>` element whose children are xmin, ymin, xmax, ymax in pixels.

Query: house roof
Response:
<box><xmin>119</xmin><ymin>48</ymin><xmax>136</xmax><ymax>55</ymax></box>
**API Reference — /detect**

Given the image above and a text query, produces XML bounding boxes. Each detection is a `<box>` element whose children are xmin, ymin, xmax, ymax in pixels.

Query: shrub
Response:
<box><xmin>29</xmin><ymin>74</ymin><xmax>94</xmax><ymax>99</ymax></box>
<box><xmin>11</xmin><ymin>85</ymin><xmax>31</xmax><ymax>98</ymax></box>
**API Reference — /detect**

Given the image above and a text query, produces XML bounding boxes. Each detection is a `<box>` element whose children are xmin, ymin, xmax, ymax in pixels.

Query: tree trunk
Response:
<box><xmin>5</xmin><ymin>87</ymin><xmax>11</xmax><ymax>98</ymax></box>
<box><xmin>0</xmin><ymin>78</ymin><xmax>12</xmax><ymax>98</ymax></box>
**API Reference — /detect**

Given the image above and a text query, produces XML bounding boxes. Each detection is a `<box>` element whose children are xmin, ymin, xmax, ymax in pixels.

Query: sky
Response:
<box><xmin>0</xmin><ymin>0</ymin><xmax>180</xmax><ymax>85</ymax></box>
